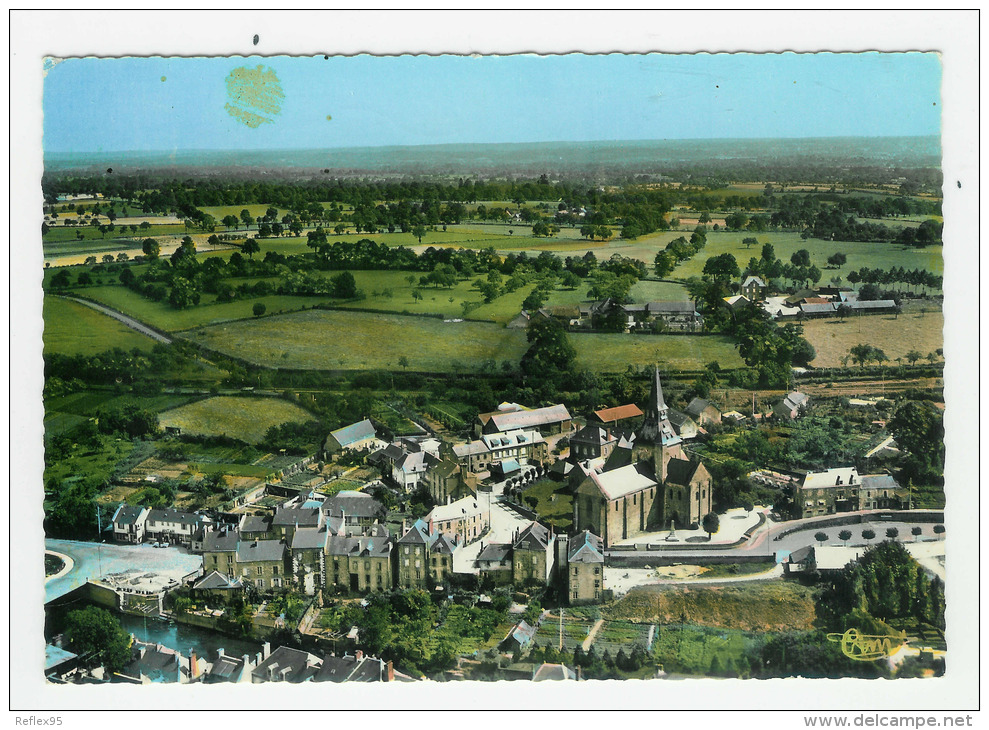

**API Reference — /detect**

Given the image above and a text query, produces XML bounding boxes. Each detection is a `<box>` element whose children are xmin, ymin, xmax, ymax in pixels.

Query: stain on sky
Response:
<box><xmin>224</xmin><ymin>65</ymin><xmax>285</xmax><ymax>129</ymax></box>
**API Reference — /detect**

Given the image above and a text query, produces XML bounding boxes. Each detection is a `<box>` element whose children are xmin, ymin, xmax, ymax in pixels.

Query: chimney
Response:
<box><xmin>243</xmin><ymin>654</ymin><xmax>252</xmax><ymax>671</ymax></box>
<box><xmin>577</xmin><ymin>665</ymin><xmax>582</xmax><ymax>681</ymax></box>
<box><xmin>280</xmin><ymin>667</ymin><xmax>292</xmax><ymax>680</ymax></box>
<box><xmin>190</xmin><ymin>649</ymin><xmax>198</xmax><ymax>679</ymax></box>
<box><xmin>355</xmin><ymin>650</ymin><xmax>363</xmax><ymax>662</ymax></box>
<box><xmin>138</xmin><ymin>646</ymin><xmax>147</xmax><ymax>659</ymax></box>
<box><xmin>386</xmin><ymin>660</ymin><xmax>395</xmax><ymax>682</ymax></box>
<box><xmin>256</xmin><ymin>652</ymin><xmax>263</xmax><ymax>667</ymax></box>
<box><xmin>262</xmin><ymin>642</ymin><xmax>271</xmax><ymax>660</ymax></box>
<box><xmin>268</xmin><ymin>665</ymin><xmax>277</xmax><ymax>681</ymax></box>
<box><xmin>217</xmin><ymin>647</ymin><xmax>225</xmax><ymax>658</ymax></box>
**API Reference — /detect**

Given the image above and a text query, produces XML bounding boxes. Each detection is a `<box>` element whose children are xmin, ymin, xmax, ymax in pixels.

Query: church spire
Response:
<box><xmin>651</xmin><ymin>366</ymin><xmax>668</xmax><ymax>419</ymax></box>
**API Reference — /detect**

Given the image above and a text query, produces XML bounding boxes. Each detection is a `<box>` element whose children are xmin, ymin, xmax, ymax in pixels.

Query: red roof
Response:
<box><xmin>593</xmin><ymin>404</ymin><xmax>644</xmax><ymax>423</ymax></box>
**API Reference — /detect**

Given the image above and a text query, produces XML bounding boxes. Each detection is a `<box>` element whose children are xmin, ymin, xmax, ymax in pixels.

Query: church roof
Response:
<box><xmin>651</xmin><ymin>367</ymin><xmax>668</xmax><ymax>413</ymax></box>
<box><xmin>589</xmin><ymin>462</ymin><xmax>658</xmax><ymax>500</ymax></box>
<box><xmin>665</xmin><ymin>458</ymin><xmax>701</xmax><ymax>486</ymax></box>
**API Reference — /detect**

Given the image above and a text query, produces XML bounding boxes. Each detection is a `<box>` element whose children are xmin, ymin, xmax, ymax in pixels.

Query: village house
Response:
<box><xmin>324</xmin><ymin>531</ymin><xmax>393</xmax><ymax>594</ymax></box>
<box><xmin>144</xmin><ymin>508</ymin><xmax>206</xmax><ymax>547</ymax></box>
<box><xmin>791</xmin><ymin>467</ymin><xmax>907</xmax><ymax>519</ymax></box>
<box><xmin>238</xmin><ymin>513</ymin><xmax>273</xmax><ymax>541</ymax></box>
<box><xmin>203</xmin><ymin>648</ymin><xmax>255</xmax><ymax>684</ymax></box>
<box><xmin>622</xmin><ymin>301</ymin><xmax>705</xmax><ymax>332</ymax></box>
<box><xmin>511</xmin><ymin>521</ymin><xmax>556</xmax><ymax>587</ymax></box>
<box><xmin>475</xmin><ymin>403</ymin><xmax>572</xmax><ymax>437</ymax></box>
<box><xmin>323</xmin><ymin>418</ymin><xmax>380</xmax><ymax>457</ymax></box>
<box><xmin>453</xmin><ymin>428</ymin><xmax>549</xmax><ymax>475</ymax></box>
<box><xmin>568</xmin><ymin>424</ymin><xmax>619</xmax><ymax>462</ymax></box>
<box><xmin>394</xmin><ymin>518</ymin><xmax>440</xmax><ymax>590</ymax></box>
<box><xmin>741</xmin><ymin>275</ymin><xmax>767</xmax><ymax>300</ymax></box>
<box><xmin>235</xmin><ymin>539</ymin><xmax>289</xmax><ymax>590</ymax></box>
<box><xmin>475</xmin><ymin>543</ymin><xmax>513</xmax><ymax>584</ymax></box>
<box><xmin>290</xmin><ymin>527</ymin><xmax>329</xmax><ymax>595</ymax></box>
<box><xmin>774</xmin><ymin>391</ymin><xmax>810</xmax><ymax>420</ymax></box>
<box><xmin>574</xmin><ymin>369</ymin><xmax>713</xmax><ymax>547</ymax></box>
<box><xmin>428</xmin><ymin>533</ymin><xmax>459</xmax><ymax>586</ymax></box>
<box><xmin>321</xmin><ymin>491</ymin><xmax>387</xmax><ymax>535</ymax></box>
<box><xmin>252</xmin><ymin>645</ymin><xmax>321</xmax><ymax>684</ymax></box>
<box><xmin>560</xmin><ymin>530</ymin><xmax>605</xmax><ymax>605</ymax></box>
<box><xmin>426</xmin><ymin>495</ymin><xmax>489</xmax><ymax>544</ymax></box>
<box><xmin>111</xmin><ymin>504</ymin><xmax>149</xmax><ymax>544</ymax></box>
<box><xmin>313</xmin><ymin>651</ymin><xmax>396</xmax><ymax>683</ymax></box>
<box><xmin>425</xmin><ymin>455</ymin><xmax>475</xmax><ymax>504</ymax></box>
<box><xmin>685</xmin><ymin>397</ymin><xmax>722</xmax><ymax>426</ymax></box>
<box><xmin>271</xmin><ymin>505</ymin><xmax>324</xmax><ymax>543</ymax></box>
<box><xmin>666</xmin><ymin>409</ymin><xmax>699</xmax><ymax>440</ymax></box>
<box><xmin>201</xmin><ymin>528</ymin><xmax>240</xmax><ymax>575</ymax></box>
<box><xmin>190</xmin><ymin>571</ymin><xmax>244</xmax><ymax>605</ymax></box>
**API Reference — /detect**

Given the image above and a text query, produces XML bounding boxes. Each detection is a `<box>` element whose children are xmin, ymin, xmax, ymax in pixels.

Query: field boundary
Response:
<box><xmin>57</xmin><ymin>295</ymin><xmax>173</xmax><ymax>344</ymax></box>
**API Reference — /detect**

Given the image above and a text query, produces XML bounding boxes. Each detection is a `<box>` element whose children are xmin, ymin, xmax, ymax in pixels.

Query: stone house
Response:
<box><xmin>560</xmin><ymin>530</ymin><xmax>605</xmax><ymax>605</ymax></box>
<box><xmin>426</xmin><ymin>495</ymin><xmax>489</xmax><ymax>545</ymax></box>
<box><xmin>324</xmin><ymin>530</ymin><xmax>393</xmax><ymax>594</ymax></box>
<box><xmin>111</xmin><ymin>504</ymin><xmax>149</xmax><ymax>544</ymax></box>
<box><xmin>511</xmin><ymin>521</ymin><xmax>556</xmax><ymax>587</ymax></box>
<box><xmin>235</xmin><ymin>540</ymin><xmax>289</xmax><ymax>591</ymax></box>
<box><xmin>685</xmin><ymin>397</ymin><xmax>722</xmax><ymax>426</ymax></box>
<box><xmin>453</xmin><ymin>428</ymin><xmax>548</xmax><ymax>474</ymax></box>
<box><xmin>144</xmin><ymin>508</ymin><xmax>205</xmax><ymax>547</ymax></box>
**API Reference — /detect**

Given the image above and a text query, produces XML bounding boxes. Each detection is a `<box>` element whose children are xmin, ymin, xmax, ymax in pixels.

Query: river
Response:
<box><xmin>46</xmin><ymin>604</ymin><xmax>262</xmax><ymax>663</ymax></box>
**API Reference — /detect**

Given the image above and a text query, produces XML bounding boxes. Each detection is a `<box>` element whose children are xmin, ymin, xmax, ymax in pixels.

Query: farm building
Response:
<box><xmin>323</xmin><ymin>419</ymin><xmax>379</xmax><ymax>456</ymax></box>
<box><xmin>476</xmin><ymin>403</ymin><xmax>572</xmax><ymax>436</ymax></box>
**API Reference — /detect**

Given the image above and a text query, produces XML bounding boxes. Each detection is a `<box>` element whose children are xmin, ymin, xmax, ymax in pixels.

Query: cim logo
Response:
<box><xmin>827</xmin><ymin>628</ymin><xmax>904</xmax><ymax>661</ymax></box>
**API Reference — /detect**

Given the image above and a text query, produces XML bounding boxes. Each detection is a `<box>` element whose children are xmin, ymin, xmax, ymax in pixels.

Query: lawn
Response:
<box><xmin>181</xmin><ymin>309</ymin><xmax>530</xmax><ymax>372</ymax></box>
<box><xmin>520</xmin><ymin>479</ymin><xmax>573</xmax><ymax>530</ymax></box>
<box><xmin>571</xmin><ymin>332</ymin><xmax>744</xmax><ymax>372</ymax></box>
<box><xmin>800</xmin><ymin>310</ymin><xmax>944</xmax><ymax>368</ymax></box>
<box><xmin>628</xmin><ymin>279</ymin><xmax>691</xmax><ymax>302</ymax></box>
<box><xmin>43</xmin><ymin>295</ymin><xmax>157</xmax><ymax>355</ymax></box>
<box><xmin>158</xmin><ymin>396</ymin><xmax>319</xmax><ymax>444</ymax></box>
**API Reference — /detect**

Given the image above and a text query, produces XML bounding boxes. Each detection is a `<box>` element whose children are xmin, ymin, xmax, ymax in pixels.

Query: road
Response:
<box><xmin>45</xmin><ymin>539</ymin><xmax>202</xmax><ymax>603</ymax></box>
<box><xmin>59</xmin><ymin>295</ymin><xmax>172</xmax><ymax>344</ymax></box>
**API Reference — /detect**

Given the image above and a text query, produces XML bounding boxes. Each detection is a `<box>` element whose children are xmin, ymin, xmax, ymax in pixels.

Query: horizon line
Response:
<box><xmin>44</xmin><ymin>134</ymin><xmax>941</xmax><ymax>159</ymax></box>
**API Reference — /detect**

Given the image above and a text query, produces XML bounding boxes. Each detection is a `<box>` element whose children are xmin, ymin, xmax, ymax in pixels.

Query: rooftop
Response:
<box><xmin>592</xmin><ymin>403</ymin><xmax>644</xmax><ymax>424</ymax></box>
<box><xmin>236</xmin><ymin>540</ymin><xmax>286</xmax><ymax>563</ymax></box>
<box><xmin>589</xmin><ymin>462</ymin><xmax>657</xmax><ymax>500</ymax></box>
<box><xmin>328</xmin><ymin>419</ymin><xmax>376</xmax><ymax>448</ymax></box>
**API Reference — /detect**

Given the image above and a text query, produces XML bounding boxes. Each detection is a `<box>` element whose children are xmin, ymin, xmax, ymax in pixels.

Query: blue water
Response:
<box><xmin>117</xmin><ymin>613</ymin><xmax>262</xmax><ymax>662</ymax></box>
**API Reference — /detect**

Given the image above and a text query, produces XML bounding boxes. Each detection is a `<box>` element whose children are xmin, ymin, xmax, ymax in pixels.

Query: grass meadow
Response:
<box><xmin>43</xmin><ymin>296</ymin><xmax>157</xmax><ymax>355</ymax></box>
<box><xmin>180</xmin><ymin>309</ymin><xmax>530</xmax><ymax>372</ymax></box>
<box><xmin>800</xmin><ymin>310</ymin><xmax>944</xmax><ymax>367</ymax></box>
<box><xmin>158</xmin><ymin>396</ymin><xmax>318</xmax><ymax>444</ymax></box>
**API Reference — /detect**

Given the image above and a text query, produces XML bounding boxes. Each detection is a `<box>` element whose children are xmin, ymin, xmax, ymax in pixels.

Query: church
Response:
<box><xmin>573</xmin><ymin>367</ymin><xmax>714</xmax><ymax>547</ymax></box>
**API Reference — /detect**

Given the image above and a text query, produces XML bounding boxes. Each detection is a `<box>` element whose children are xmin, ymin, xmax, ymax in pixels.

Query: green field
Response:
<box><xmin>74</xmin><ymin>286</ymin><xmax>336</xmax><ymax>332</ymax></box>
<box><xmin>571</xmin><ymin>332</ymin><xmax>744</xmax><ymax>372</ymax></box>
<box><xmin>158</xmin><ymin>396</ymin><xmax>318</xmax><ymax>444</ymax></box>
<box><xmin>628</xmin><ymin>279</ymin><xmax>691</xmax><ymax>301</ymax></box>
<box><xmin>669</xmin><ymin>231</ymin><xmax>943</xmax><ymax>283</ymax></box>
<box><xmin>44</xmin><ymin>390</ymin><xmax>201</xmax><ymax>438</ymax></box>
<box><xmin>181</xmin><ymin>309</ymin><xmax>529</xmax><ymax>372</ymax></box>
<box><xmin>43</xmin><ymin>296</ymin><xmax>157</xmax><ymax>355</ymax></box>
<box><xmin>521</xmin><ymin>479</ymin><xmax>573</xmax><ymax>530</ymax></box>
<box><xmin>43</xmin><ymin>223</ymin><xmax>187</xmax><ymax>245</ymax></box>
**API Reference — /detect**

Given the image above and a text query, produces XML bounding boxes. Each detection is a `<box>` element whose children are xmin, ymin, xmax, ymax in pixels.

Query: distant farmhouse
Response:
<box><xmin>323</xmin><ymin>418</ymin><xmax>380</xmax><ymax>457</ymax></box>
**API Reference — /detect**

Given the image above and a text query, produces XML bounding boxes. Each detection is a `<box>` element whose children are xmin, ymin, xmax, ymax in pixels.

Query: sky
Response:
<box><xmin>43</xmin><ymin>52</ymin><xmax>941</xmax><ymax>155</ymax></box>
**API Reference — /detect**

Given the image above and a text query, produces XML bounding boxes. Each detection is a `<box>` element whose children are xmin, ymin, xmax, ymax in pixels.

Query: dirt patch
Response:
<box><xmin>604</xmin><ymin>581</ymin><xmax>817</xmax><ymax>632</ymax></box>
<box><xmin>802</xmin><ymin>311</ymin><xmax>944</xmax><ymax>368</ymax></box>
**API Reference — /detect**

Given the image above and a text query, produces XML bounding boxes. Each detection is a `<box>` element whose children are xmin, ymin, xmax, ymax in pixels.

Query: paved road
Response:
<box><xmin>60</xmin><ymin>296</ymin><xmax>172</xmax><ymax>344</ymax></box>
<box><xmin>45</xmin><ymin>539</ymin><xmax>201</xmax><ymax>603</ymax></box>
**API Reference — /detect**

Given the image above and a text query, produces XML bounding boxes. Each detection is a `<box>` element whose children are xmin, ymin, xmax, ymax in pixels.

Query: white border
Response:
<box><xmin>8</xmin><ymin>9</ymin><xmax>981</xmax><ymax>721</ymax></box>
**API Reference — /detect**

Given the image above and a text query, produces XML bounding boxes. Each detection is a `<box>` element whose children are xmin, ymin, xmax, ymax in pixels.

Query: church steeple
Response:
<box><xmin>639</xmin><ymin>366</ymin><xmax>682</xmax><ymax>461</ymax></box>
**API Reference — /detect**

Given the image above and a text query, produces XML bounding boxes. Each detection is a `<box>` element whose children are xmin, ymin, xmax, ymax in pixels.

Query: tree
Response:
<box><xmin>222</xmin><ymin>214</ymin><xmax>240</xmax><ymax>229</ymax></box>
<box><xmin>398</xmin><ymin>355</ymin><xmax>410</xmax><ymax>370</ymax></box>
<box><xmin>742</xmin><ymin>237</ymin><xmax>758</xmax><ymax>249</ymax></box>
<box><xmin>64</xmin><ymin>606</ymin><xmax>132</xmax><ymax>672</ymax></box>
<box><xmin>839</xmin><ymin>529</ymin><xmax>852</xmax><ymax>546</ymax></box>
<box><xmin>702</xmin><ymin>512</ymin><xmax>720</xmax><ymax>541</ymax></box>
<box><xmin>862</xmin><ymin>529</ymin><xmax>876</xmax><ymax>543</ymax></box>
<box><xmin>885</xmin><ymin>527</ymin><xmax>899</xmax><ymax>540</ymax></box>
<box><xmin>240</xmin><ymin>209</ymin><xmax>254</xmax><ymax>229</ymax></box>
<box><xmin>790</xmin><ymin>249</ymin><xmax>811</xmax><ymax>267</ymax></box>
<box><xmin>702</xmin><ymin>253</ymin><xmax>740</xmax><ymax>282</ymax></box>
<box><xmin>911</xmin><ymin>526</ymin><xmax>923</xmax><ymax>542</ymax></box>
<box><xmin>412</xmin><ymin>224</ymin><xmax>427</xmax><ymax>244</ymax></box>
<box><xmin>933</xmin><ymin>524</ymin><xmax>945</xmax><ymax>538</ymax></box>
<box><xmin>815</xmin><ymin>531</ymin><xmax>829</xmax><ymax>545</ymax></box>
<box><xmin>253</xmin><ymin>302</ymin><xmax>267</xmax><ymax>318</ymax></box>
<box><xmin>141</xmin><ymin>238</ymin><xmax>160</xmax><ymax>260</ymax></box>
<box><xmin>51</xmin><ymin>269</ymin><xmax>72</xmax><ymax>289</ymax></box>
<box><xmin>827</xmin><ymin>252</ymin><xmax>847</xmax><ymax>268</ymax></box>
<box><xmin>242</xmin><ymin>238</ymin><xmax>261</xmax><ymax>259</ymax></box>
<box><xmin>906</xmin><ymin>350</ymin><xmax>922</xmax><ymax>365</ymax></box>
